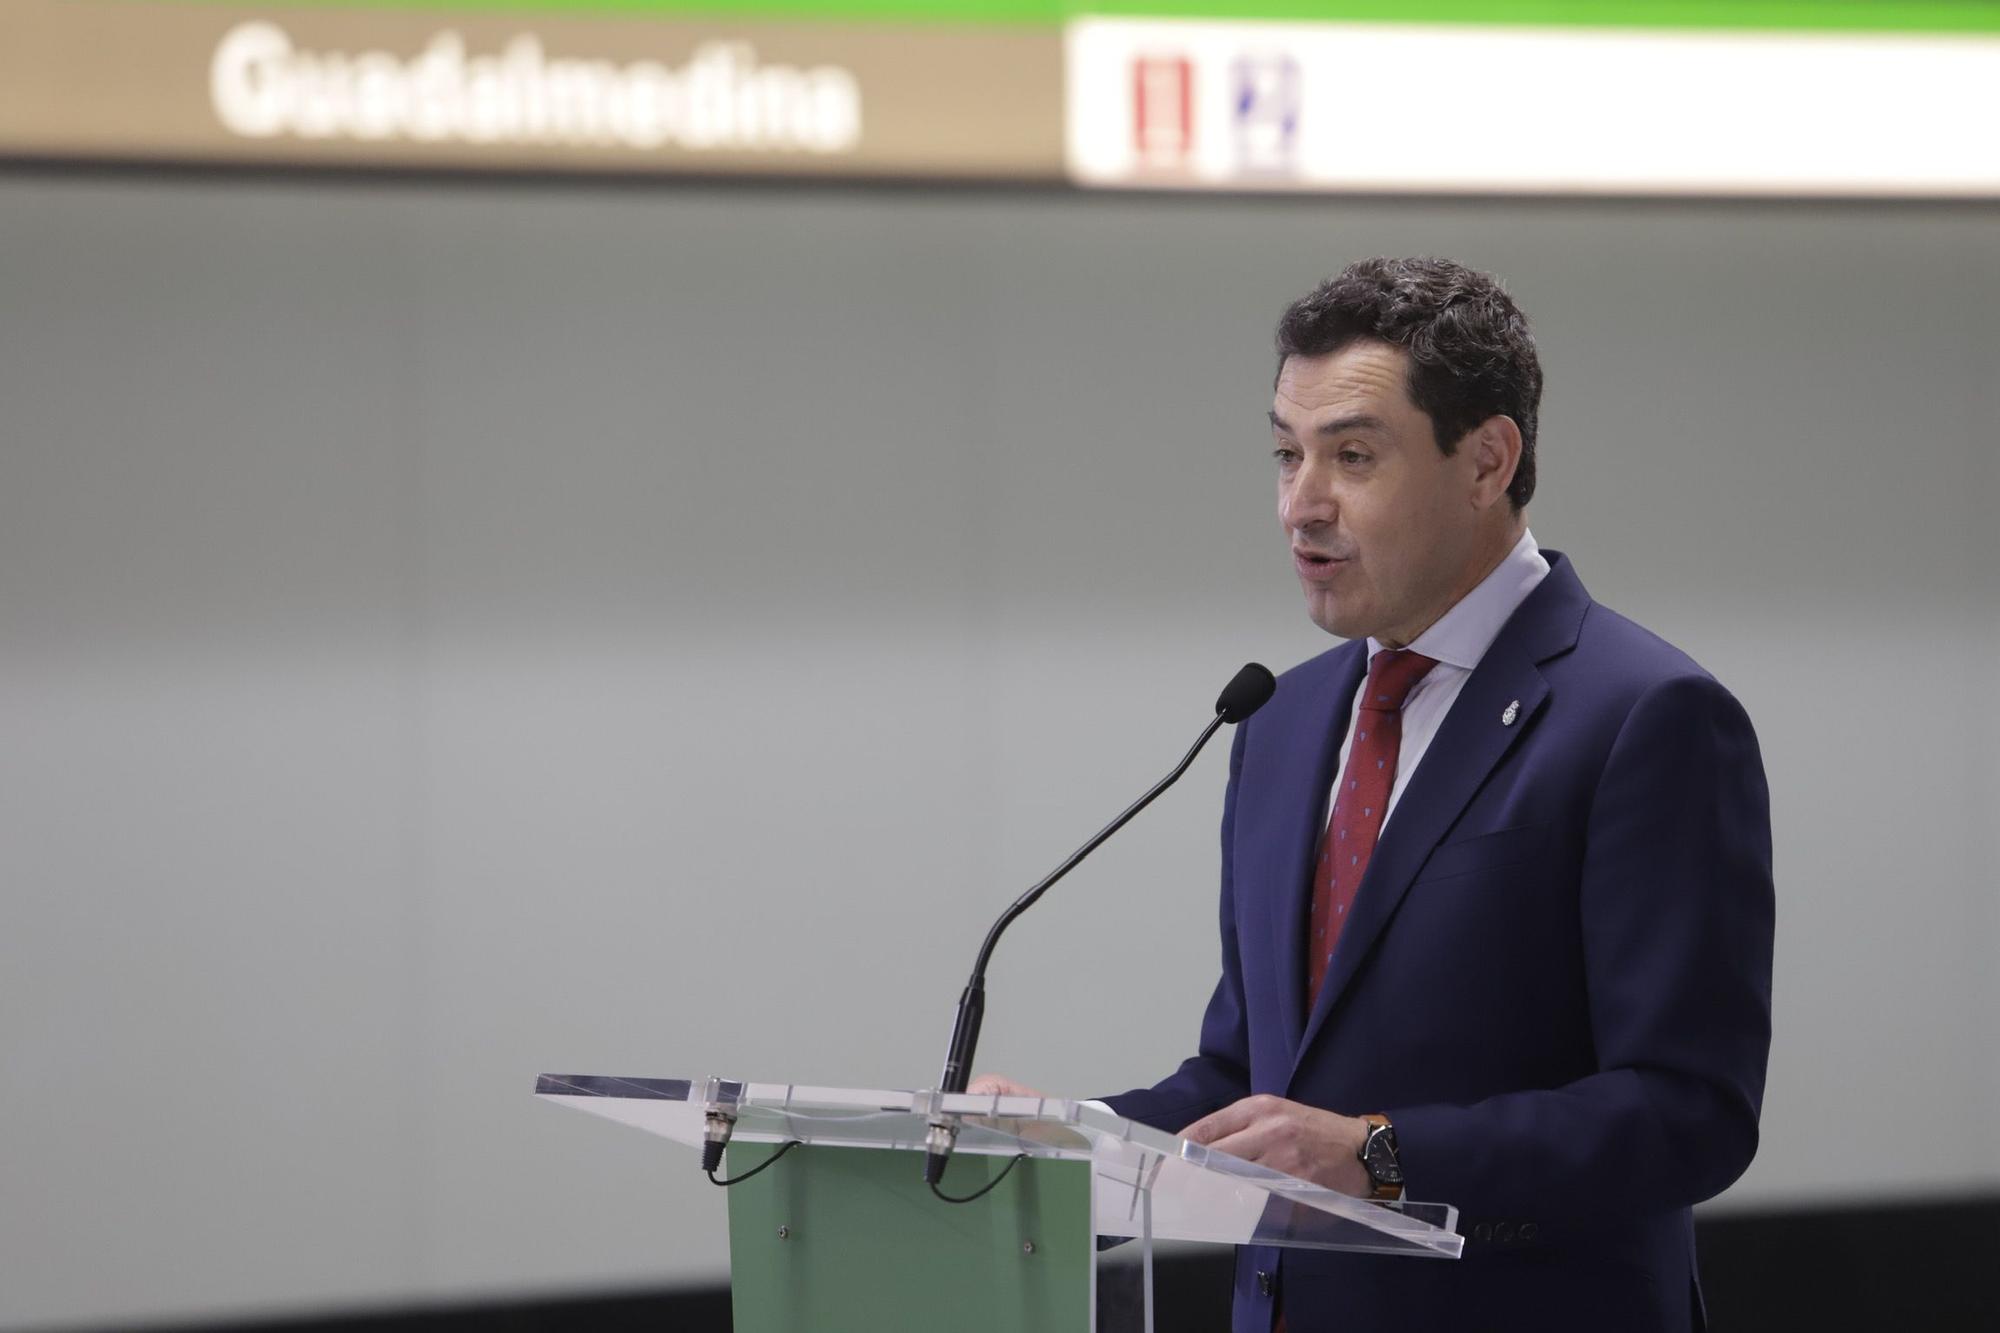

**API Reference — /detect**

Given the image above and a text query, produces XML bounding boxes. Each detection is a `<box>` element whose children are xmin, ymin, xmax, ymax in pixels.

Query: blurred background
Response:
<box><xmin>3</xmin><ymin>2</ymin><xmax>1997</xmax><ymax>1330</ymax></box>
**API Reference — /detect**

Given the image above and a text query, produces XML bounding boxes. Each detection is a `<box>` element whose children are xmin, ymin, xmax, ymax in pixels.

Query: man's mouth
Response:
<box><xmin>1293</xmin><ymin>549</ymin><xmax>1350</xmax><ymax>579</ymax></box>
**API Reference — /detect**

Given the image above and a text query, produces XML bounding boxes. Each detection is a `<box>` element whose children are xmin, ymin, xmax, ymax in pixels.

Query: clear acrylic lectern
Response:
<box><xmin>536</xmin><ymin>1073</ymin><xmax>1461</xmax><ymax>1332</ymax></box>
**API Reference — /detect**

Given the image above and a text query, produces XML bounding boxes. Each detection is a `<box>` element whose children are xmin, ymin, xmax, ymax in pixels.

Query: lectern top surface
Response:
<box><xmin>534</xmin><ymin>1072</ymin><xmax>1462</xmax><ymax>1259</ymax></box>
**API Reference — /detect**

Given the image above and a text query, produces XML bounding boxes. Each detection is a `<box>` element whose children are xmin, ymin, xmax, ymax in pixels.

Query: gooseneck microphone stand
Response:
<box><xmin>924</xmin><ymin>663</ymin><xmax>1276</xmax><ymax>1190</ymax></box>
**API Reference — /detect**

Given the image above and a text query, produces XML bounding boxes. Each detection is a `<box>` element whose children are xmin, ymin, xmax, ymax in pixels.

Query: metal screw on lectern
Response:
<box><xmin>777</xmin><ymin>1225</ymin><xmax>791</xmax><ymax>1240</ymax></box>
<box><xmin>1022</xmin><ymin>1240</ymin><xmax>1035</xmax><ymax>1255</ymax></box>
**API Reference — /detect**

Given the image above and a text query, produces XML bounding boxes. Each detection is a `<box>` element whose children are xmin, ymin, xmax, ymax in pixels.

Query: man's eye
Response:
<box><xmin>1340</xmin><ymin>450</ymin><xmax>1370</xmax><ymax>465</ymax></box>
<box><xmin>1273</xmin><ymin>447</ymin><xmax>1301</xmax><ymax>464</ymax></box>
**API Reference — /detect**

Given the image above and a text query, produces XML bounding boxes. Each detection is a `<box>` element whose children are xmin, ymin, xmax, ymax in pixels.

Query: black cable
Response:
<box><xmin>706</xmin><ymin>1139</ymin><xmax>803</xmax><ymax>1186</ymax></box>
<box><xmin>929</xmin><ymin>1151</ymin><xmax>1028</xmax><ymax>1204</ymax></box>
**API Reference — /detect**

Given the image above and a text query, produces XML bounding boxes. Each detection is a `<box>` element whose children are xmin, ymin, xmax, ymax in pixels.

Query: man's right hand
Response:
<box><xmin>966</xmin><ymin>1073</ymin><xmax>1047</xmax><ymax>1098</ymax></box>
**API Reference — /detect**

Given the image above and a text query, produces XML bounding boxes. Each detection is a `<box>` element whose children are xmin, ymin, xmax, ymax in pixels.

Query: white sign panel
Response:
<box><xmin>1066</xmin><ymin>17</ymin><xmax>2000</xmax><ymax>196</ymax></box>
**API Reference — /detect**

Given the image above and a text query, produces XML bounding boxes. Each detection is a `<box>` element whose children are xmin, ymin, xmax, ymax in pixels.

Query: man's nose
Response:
<box><xmin>1282</xmin><ymin>465</ymin><xmax>1337</xmax><ymax>532</ymax></box>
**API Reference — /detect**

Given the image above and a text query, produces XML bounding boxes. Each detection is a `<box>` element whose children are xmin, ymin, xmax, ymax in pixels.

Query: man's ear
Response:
<box><xmin>1467</xmin><ymin>415</ymin><xmax>1523</xmax><ymax>510</ymax></box>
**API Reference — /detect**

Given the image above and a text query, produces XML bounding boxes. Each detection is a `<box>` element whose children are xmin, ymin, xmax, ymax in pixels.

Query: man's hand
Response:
<box><xmin>966</xmin><ymin>1073</ymin><xmax>1047</xmax><ymax>1098</ymax></box>
<box><xmin>1181</xmin><ymin>1095</ymin><xmax>1373</xmax><ymax>1196</ymax></box>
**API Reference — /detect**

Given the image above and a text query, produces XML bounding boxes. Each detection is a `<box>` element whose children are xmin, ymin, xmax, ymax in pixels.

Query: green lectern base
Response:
<box><xmin>726</xmin><ymin>1143</ymin><xmax>1093</xmax><ymax>1333</ymax></box>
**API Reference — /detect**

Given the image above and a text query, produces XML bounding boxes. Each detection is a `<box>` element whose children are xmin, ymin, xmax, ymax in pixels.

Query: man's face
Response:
<box><xmin>1270</xmin><ymin>341</ymin><xmax>1489</xmax><ymax>646</ymax></box>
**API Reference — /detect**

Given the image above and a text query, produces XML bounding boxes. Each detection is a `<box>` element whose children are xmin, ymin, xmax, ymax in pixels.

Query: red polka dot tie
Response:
<box><xmin>1306</xmin><ymin>648</ymin><xmax>1439</xmax><ymax>1009</ymax></box>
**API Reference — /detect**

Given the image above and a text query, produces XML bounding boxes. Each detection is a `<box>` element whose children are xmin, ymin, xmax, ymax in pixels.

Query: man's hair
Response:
<box><xmin>1274</xmin><ymin>257</ymin><xmax>1542</xmax><ymax>509</ymax></box>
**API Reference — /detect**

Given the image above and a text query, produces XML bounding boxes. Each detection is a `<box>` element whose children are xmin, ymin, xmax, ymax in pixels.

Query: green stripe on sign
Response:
<box><xmin>148</xmin><ymin>0</ymin><xmax>2000</xmax><ymax>36</ymax></box>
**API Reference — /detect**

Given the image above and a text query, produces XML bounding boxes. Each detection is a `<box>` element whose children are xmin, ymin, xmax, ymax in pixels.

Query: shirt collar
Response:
<box><xmin>1367</xmin><ymin>528</ymin><xmax>1551</xmax><ymax>672</ymax></box>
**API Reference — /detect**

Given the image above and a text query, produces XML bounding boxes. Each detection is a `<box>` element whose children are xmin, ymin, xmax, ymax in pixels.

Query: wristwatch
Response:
<box><xmin>1357</xmin><ymin>1113</ymin><xmax>1404</xmax><ymax>1201</ymax></box>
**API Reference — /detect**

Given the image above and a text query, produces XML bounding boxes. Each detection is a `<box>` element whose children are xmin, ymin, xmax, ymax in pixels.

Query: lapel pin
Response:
<box><xmin>1501</xmin><ymin>700</ymin><xmax>1520</xmax><ymax>727</ymax></box>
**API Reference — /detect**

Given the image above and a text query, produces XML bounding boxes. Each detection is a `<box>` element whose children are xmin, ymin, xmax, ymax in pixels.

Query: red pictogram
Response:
<box><xmin>1132</xmin><ymin>55</ymin><xmax>1194</xmax><ymax>167</ymax></box>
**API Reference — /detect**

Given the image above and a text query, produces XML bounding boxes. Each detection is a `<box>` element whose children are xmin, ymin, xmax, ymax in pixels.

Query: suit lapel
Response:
<box><xmin>1260</xmin><ymin>643</ymin><xmax>1366</xmax><ymax>1067</ymax></box>
<box><xmin>1286</xmin><ymin>552</ymin><xmax>1591</xmax><ymax>1084</ymax></box>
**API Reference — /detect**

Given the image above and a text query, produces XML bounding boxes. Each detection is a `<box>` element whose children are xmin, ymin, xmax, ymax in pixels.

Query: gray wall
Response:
<box><xmin>1</xmin><ymin>174</ymin><xmax>1995</xmax><ymax>1329</ymax></box>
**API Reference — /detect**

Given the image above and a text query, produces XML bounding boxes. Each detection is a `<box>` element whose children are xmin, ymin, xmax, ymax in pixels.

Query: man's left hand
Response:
<box><xmin>1180</xmin><ymin>1095</ymin><xmax>1373</xmax><ymax>1196</ymax></box>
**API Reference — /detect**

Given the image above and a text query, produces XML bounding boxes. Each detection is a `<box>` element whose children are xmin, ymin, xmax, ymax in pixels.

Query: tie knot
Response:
<box><xmin>1361</xmin><ymin>649</ymin><xmax>1438</xmax><ymax>713</ymax></box>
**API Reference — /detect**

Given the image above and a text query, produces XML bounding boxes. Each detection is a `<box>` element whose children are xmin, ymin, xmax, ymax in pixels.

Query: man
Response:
<box><xmin>975</xmin><ymin>257</ymin><xmax>1774</xmax><ymax>1332</ymax></box>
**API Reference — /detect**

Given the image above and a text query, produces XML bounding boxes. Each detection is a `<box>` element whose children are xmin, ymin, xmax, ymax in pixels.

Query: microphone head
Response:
<box><xmin>1215</xmin><ymin>663</ymin><xmax>1277</xmax><ymax>723</ymax></box>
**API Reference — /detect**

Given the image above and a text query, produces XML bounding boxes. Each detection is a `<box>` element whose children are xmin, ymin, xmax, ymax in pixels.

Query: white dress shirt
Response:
<box><xmin>1329</xmin><ymin>529</ymin><xmax>1551</xmax><ymax>833</ymax></box>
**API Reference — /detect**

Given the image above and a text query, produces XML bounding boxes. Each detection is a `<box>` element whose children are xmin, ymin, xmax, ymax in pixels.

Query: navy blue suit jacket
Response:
<box><xmin>1105</xmin><ymin>551</ymin><xmax>1774</xmax><ymax>1333</ymax></box>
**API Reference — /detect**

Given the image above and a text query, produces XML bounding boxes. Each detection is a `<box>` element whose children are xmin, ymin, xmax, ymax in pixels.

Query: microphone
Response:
<box><xmin>1215</xmin><ymin>661</ymin><xmax>1278</xmax><ymax>723</ymax></box>
<box><xmin>925</xmin><ymin>662</ymin><xmax>1276</xmax><ymax>1189</ymax></box>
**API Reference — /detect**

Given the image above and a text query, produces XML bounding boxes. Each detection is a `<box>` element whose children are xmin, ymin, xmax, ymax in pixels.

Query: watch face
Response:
<box><xmin>1364</xmin><ymin>1127</ymin><xmax>1402</xmax><ymax>1183</ymax></box>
